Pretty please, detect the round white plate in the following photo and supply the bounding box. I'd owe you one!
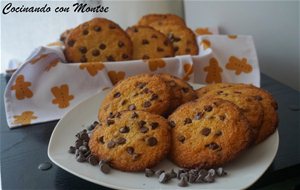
[48,84,279,190]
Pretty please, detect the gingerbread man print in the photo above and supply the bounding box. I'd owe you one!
[204,57,223,83]
[51,84,74,109]
[11,75,33,100]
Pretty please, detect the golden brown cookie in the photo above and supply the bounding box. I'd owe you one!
[196,83,278,144]
[138,14,186,27]
[98,74,171,121]
[64,18,133,63]
[198,89,264,139]
[168,98,253,169]
[126,26,174,60]
[148,23,198,56]
[158,73,197,112]
[89,111,171,171]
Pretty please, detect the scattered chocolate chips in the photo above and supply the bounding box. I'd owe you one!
[142,39,149,45]
[119,126,130,133]
[150,93,159,101]
[195,112,204,120]
[143,101,151,108]
[76,154,86,162]
[128,104,136,110]
[178,176,188,187]
[126,147,134,155]
[145,168,155,177]
[204,173,215,183]
[113,92,121,98]
[88,155,99,166]
[201,127,211,136]
[184,118,192,125]
[116,137,126,145]
[204,105,213,112]
[99,162,111,174]
[147,137,157,146]
[107,141,116,149]
[150,122,159,130]
[82,29,89,35]
[92,49,100,56]
[87,121,99,131]
[99,43,106,50]
[216,167,227,176]
[75,139,83,149]
[177,135,185,143]
[168,120,176,128]
[68,146,76,154]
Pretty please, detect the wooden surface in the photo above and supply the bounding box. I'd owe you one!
[1,73,299,189]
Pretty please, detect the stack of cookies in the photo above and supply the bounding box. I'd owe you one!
[88,75,278,172]
[61,14,198,63]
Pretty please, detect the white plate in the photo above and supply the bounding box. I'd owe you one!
[48,84,279,190]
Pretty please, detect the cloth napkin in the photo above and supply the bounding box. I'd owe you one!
[4,27,260,128]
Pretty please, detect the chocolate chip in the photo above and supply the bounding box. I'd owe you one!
[177,135,185,143]
[107,55,115,61]
[88,155,99,166]
[83,30,89,35]
[131,112,138,118]
[68,146,76,154]
[217,90,223,95]
[181,87,189,93]
[99,162,110,174]
[198,169,208,177]
[184,118,192,125]
[147,137,157,146]
[177,169,185,179]
[143,101,151,108]
[195,112,204,120]
[107,141,116,149]
[126,147,134,155]
[253,95,263,101]
[208,169,216,177]
[118,41,124,48]
[76,154,86,162]
[122,54,129,59]
[128,104,136,110]
[205,142,220,150]
[115,112,121,118]
[173,36,181,42]
[189,173,197,183]
[132,153,141,161]
[140,127,149,133]
[150,122,159,130]
[204,105,213,112]
[142,39,149,45]
[138,120,146,128]
[78,145,88,154]
[75,139,83,149]
[136,82,146,89]
[133,27,138,32]
[167,33,174,42]
[92,49,100,56]
[150,93,158,101]
[109,24,116,29]
[79,47,87,54]
[99,43,106,50]
[119,126,130,133]
[38,162,52,171]
[215,130,222,136]
[145,168,154,177]
[80,56,87,62]
[94,26,101,32]
[142,55,150,60]
[98,136,105,144]
[113,92,121,98]
[178,176,188,187]
[204,173,215,183]
[157,47,164,52]
[67,39,75,47]
[116,137,126,145]
[155,169,164,177]
[174,46,179,52]
[106,119,115,126]
[88,121,99,131]
[142,88,150,94]
[159,172,170,183]
[201,127,211,136]
[219,115,226,121]
[121,99,127,105]
[168,120,176,128]
[169,169,177,178]
[151,34,157,39]
[216,167,227,176]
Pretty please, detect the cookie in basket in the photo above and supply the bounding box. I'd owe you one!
[138,14,186,27]
[149,23,198,56]
[64,18,133,63]
[126,26,174,60]
[158,73,197,112]
[168,98,253,169]
[89,110,171,172]
[98,74,171,121]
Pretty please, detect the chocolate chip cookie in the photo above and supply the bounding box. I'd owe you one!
[64,18,133,63]
[148,23,198,56]
[138,14,186,27]
[158,73,197,113]
[168,98,253,168]
[126,26,174,60]
[98,74,171,121]
[89,111,171,171]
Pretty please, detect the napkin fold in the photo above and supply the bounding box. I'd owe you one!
[4,27,260,128]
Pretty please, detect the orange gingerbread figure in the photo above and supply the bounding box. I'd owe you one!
[226,56,253,75]
[146,58,166,72]
[204,57,223,83]
[51,84,74,109]
[11,75,33,100]
[30,54,49,64]
[108,71,126,85]
[13,111,37,125]
[182,63,193,81]
[79,62,104,76]
[200,39,211,50]
[195,27,212,35]
[45,58,60,71]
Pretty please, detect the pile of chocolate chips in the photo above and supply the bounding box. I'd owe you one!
[145,167,227,187]
[68,121,111,174]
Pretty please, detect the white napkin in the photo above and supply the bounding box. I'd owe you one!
[4,27,260,128]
